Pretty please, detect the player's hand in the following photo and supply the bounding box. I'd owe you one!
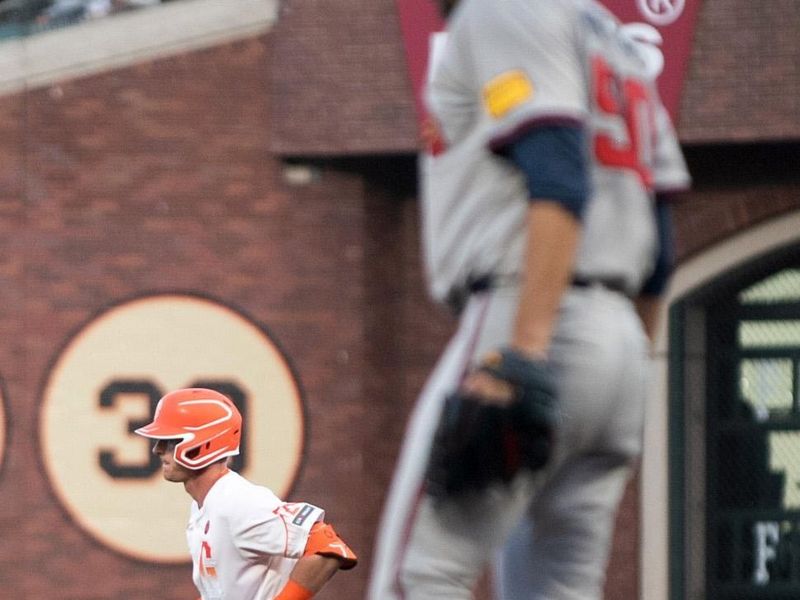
[425,347,559,500]
[459,345,549,405]
[460,369,515,405]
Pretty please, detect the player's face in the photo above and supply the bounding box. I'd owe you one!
[152,439,194,482]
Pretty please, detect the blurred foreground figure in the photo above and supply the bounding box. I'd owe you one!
[368,0,690,598]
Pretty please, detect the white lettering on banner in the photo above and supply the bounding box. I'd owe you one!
[636,0,685,26]
[753,521,780,585]
[619,23,665,80]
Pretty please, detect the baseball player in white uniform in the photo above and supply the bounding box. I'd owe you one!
[135,388,357,600]
[368,0,690,599]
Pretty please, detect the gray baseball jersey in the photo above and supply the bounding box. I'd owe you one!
[421,0,689,304]
[369,1,690,599]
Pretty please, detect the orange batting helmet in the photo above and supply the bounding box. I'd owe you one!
[135,388,242,470]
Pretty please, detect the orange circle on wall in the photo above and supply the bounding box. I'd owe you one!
[40,294,305,563]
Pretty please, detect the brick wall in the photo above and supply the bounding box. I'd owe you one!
[268,0,418,155]
[269,0,800,154]
[674,144,800,260]
[679,0,800,143]
[2,17,800,600]
[0,35,455,599]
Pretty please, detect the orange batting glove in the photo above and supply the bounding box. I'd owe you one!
[304,522,358,570]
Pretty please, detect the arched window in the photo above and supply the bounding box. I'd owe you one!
[671,246,800,599]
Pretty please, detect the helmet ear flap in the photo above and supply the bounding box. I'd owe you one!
[173,426,241,469]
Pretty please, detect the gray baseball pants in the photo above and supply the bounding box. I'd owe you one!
[368,283,649,600]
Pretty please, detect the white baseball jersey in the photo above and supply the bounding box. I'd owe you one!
[421,0,690,303]
[186,471,323,600]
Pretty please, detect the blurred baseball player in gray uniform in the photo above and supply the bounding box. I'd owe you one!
[368,0,690,599]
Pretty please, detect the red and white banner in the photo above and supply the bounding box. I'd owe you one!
[395,0,443,126]
[601,0,702,122]
[396,0,702,128]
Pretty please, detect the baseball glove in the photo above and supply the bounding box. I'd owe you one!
[425,347,558,500]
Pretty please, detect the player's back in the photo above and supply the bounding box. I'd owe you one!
[423,0,597,302]
[422,0,688,304]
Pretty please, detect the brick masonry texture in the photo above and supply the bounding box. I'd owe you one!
[268,0,418,155]
[0,36,435,599]
[678,0,800,143]
[674,144,800,261]
[270,0,800,154]
[0,5,799,600]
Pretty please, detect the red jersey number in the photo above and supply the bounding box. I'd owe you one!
[592,55,655,189]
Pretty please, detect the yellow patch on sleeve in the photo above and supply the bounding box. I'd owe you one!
[482,70,535,119]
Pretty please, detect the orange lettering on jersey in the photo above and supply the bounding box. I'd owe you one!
[482,70,534,119]
[200,540,218,579]
[274,502,302,517]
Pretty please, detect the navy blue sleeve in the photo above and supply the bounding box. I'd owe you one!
[502,124,590,219]
[640,198,675,296]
